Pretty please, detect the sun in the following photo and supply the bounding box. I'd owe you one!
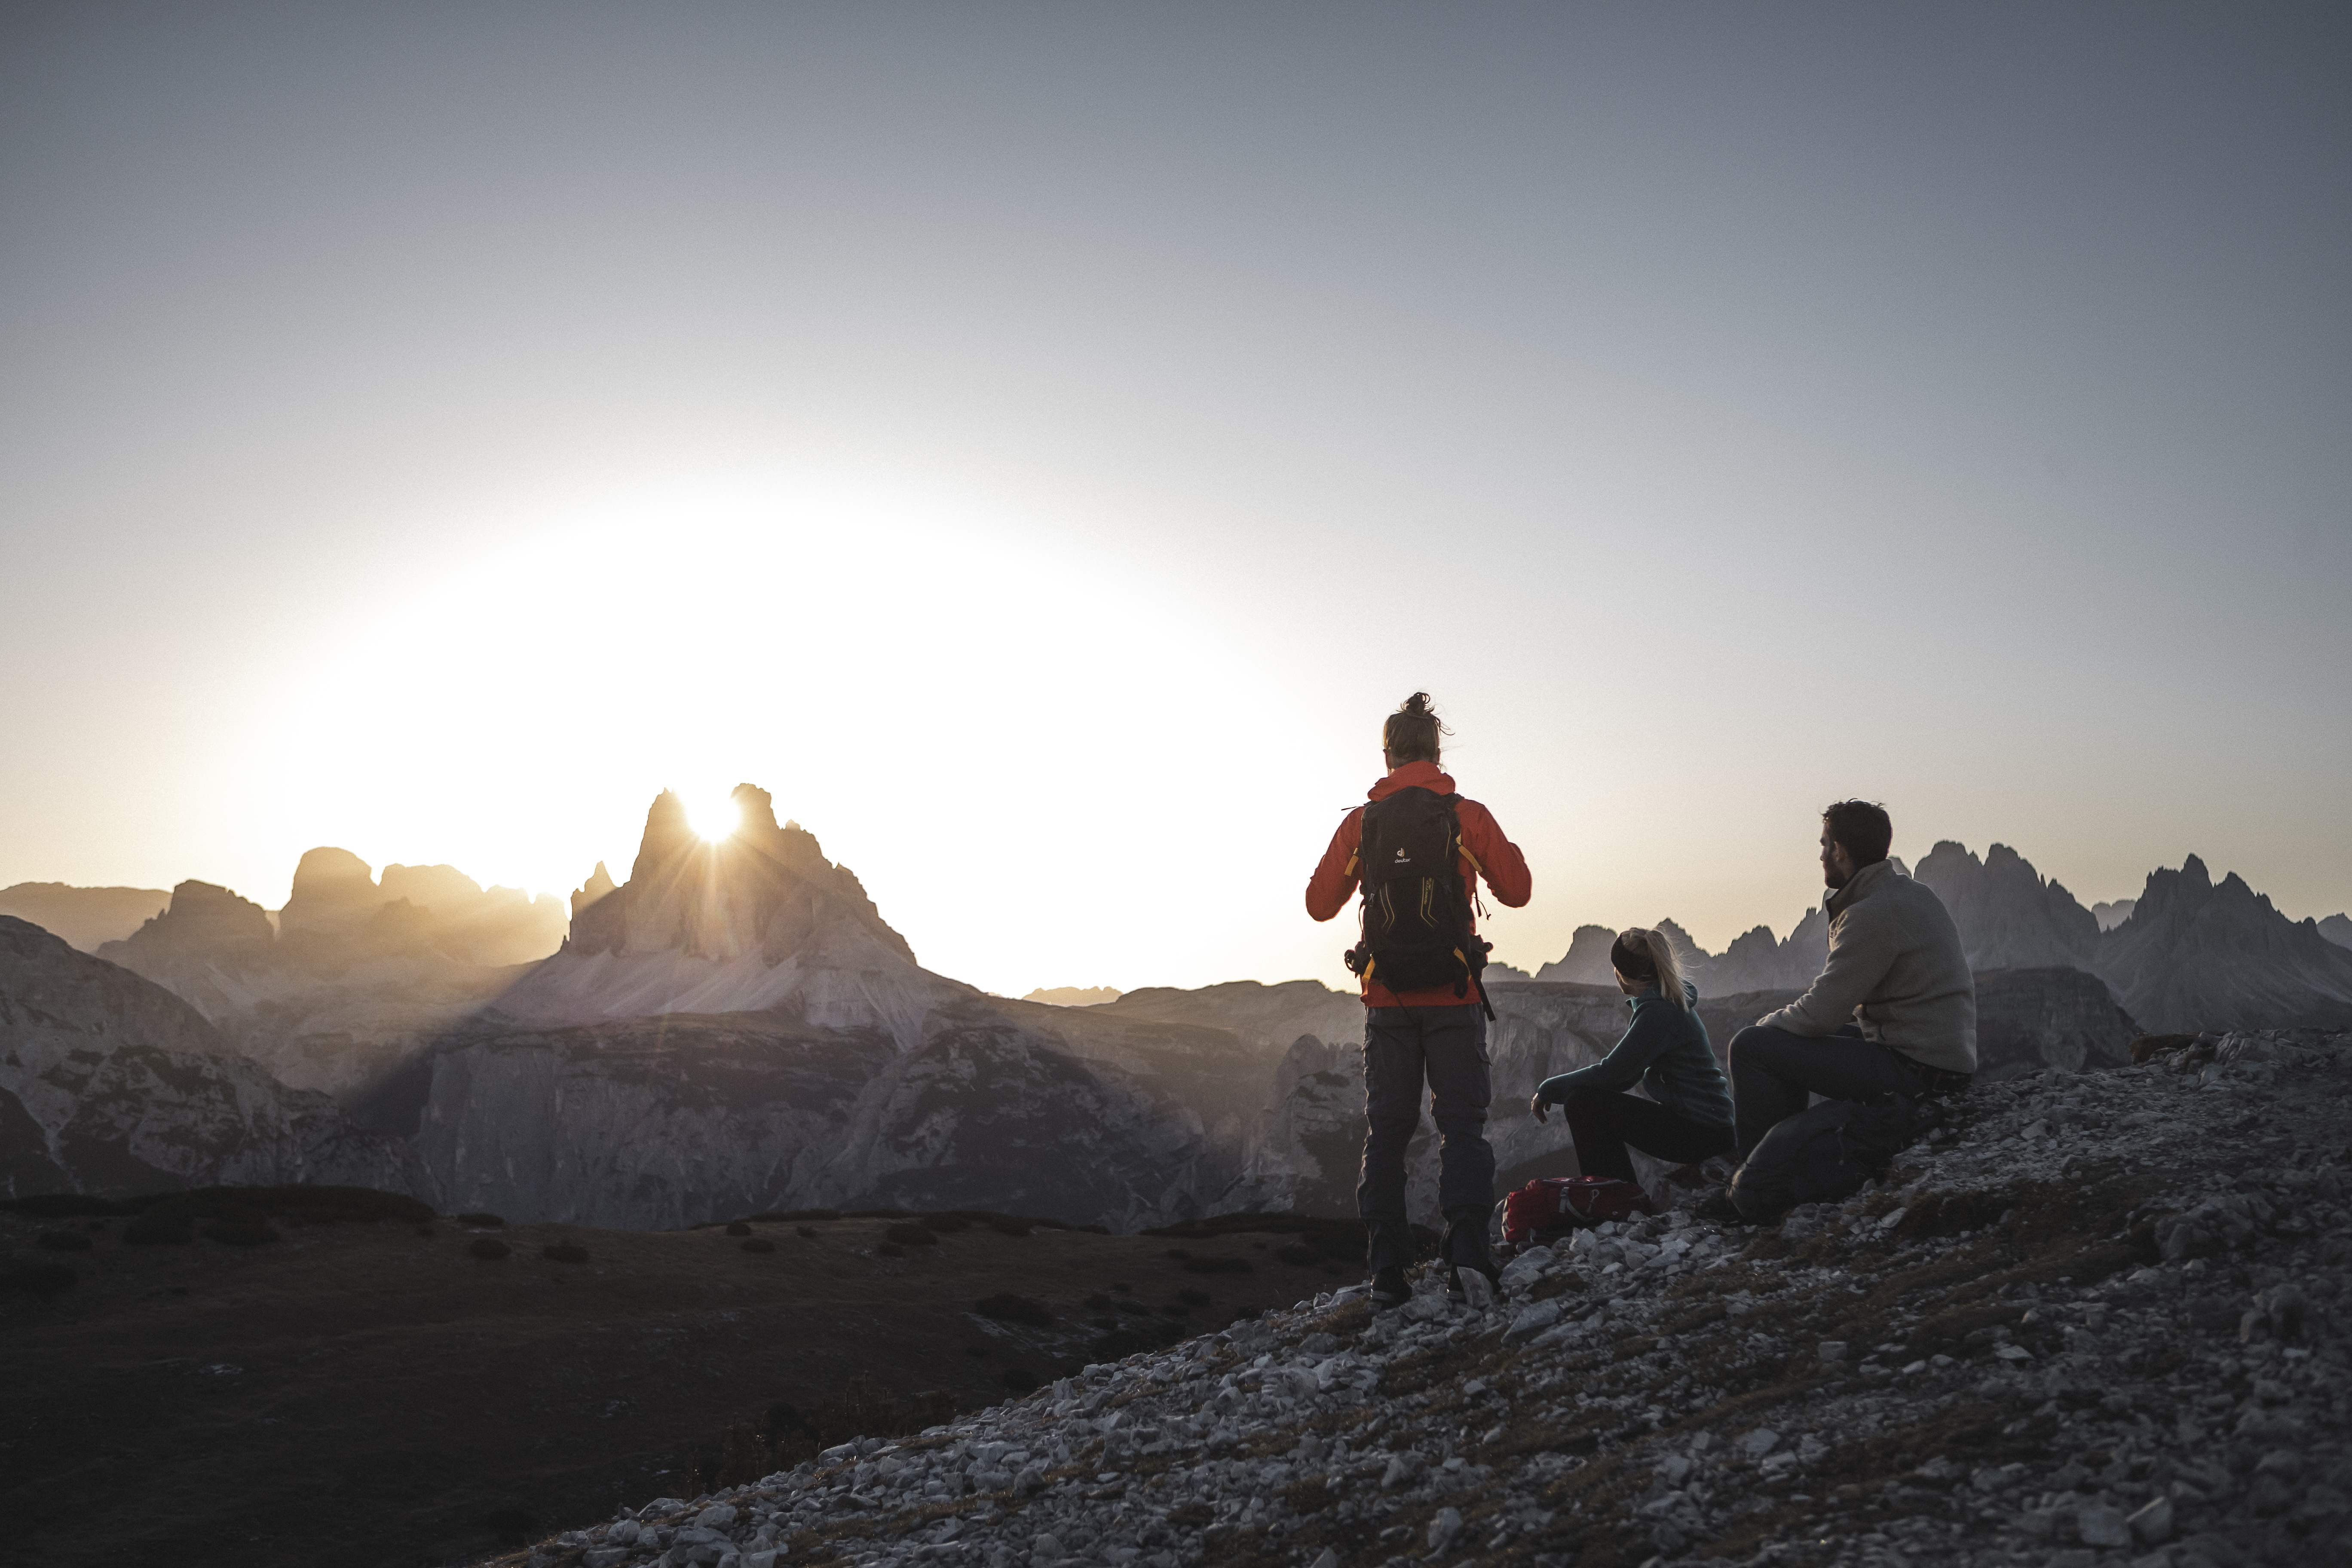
[683,792,741,842]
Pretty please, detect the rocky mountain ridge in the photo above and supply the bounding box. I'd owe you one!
[14,802,2340,1234]
[0,881,170,952]
[0,916,428,1198]
[1536,842,2352,1037]
[492,786,955,1044]
[92,872,536,1102]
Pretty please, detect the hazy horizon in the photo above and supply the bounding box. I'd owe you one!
[5,4,2347,994]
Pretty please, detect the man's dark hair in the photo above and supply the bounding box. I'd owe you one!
[1382,692,1448,764]
[1822,800,1893,867]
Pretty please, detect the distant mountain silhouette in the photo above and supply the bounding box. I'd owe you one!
[1533,914,1826,994]
[1532,842,2352,1035]
[2092,898,2138,931]
[0,882,170,952]
[2095,856,2352,1032]
[1023,986,1122,1006]
[1912,841,2100,970]
[92,856,562,1102]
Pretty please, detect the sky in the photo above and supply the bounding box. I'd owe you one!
[3,3,2347,995]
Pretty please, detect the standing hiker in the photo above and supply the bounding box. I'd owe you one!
[1306,692,1531,1310]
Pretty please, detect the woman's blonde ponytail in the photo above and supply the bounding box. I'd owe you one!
[1610,925,1692,1010]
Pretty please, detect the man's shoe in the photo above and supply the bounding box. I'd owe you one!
[1445,1262,1502,1312]
[1368,1266,1410,1311]
[1690,1188,1743,1225]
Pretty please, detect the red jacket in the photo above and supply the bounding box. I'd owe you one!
[1306,760,1533,1008]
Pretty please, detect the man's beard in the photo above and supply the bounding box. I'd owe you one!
[1824,865,1850,891]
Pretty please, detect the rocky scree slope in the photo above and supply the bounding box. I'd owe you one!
[0,917,428,1198]
[494,1028,2351,1568]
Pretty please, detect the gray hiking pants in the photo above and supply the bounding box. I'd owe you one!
[1358,1004,1494,1271]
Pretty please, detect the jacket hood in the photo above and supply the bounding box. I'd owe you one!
[1368,760,1457,801]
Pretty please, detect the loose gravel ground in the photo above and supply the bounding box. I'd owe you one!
[496,1028,2351,1568]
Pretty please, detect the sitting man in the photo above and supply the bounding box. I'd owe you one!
[1727,800,1976,1167]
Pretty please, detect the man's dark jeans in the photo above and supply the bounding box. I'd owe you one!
[1727,1023,1953,1161]
[1360,1004,1492,1271]
[1562,1090,1734,1184]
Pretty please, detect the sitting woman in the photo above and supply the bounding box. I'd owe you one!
[1529,927,1734,1184]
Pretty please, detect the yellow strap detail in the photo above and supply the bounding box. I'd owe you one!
[1458,839,1485,879]
[1343,853,1359,877]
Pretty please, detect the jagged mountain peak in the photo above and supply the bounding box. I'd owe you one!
[570,861,618,918]
[569,784,911,967]
[1913,839,2099,971]
[2099,855,2352,1031]
[494,785,948,1034]
[105,879,277,959]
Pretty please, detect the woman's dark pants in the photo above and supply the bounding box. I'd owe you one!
[1359,1004,1492,1273]
[1561,1090,1734,1183]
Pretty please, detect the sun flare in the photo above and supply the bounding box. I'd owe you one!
[683,793,741,843]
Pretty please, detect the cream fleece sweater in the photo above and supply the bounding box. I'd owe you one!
[1757,859,1978,1073]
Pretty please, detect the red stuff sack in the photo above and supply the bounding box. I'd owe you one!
[1499,1176,1657,1246]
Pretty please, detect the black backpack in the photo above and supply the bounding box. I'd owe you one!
[1342,786,1493,1015]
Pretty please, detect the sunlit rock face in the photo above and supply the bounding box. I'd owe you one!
[496,785,956,1041]
[271,848,567,968]
[0,917,429,1198]
[277,846,383,937]
[2095,856,2352,1032]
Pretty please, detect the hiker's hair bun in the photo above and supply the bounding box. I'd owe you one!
[1383,692,1449,763]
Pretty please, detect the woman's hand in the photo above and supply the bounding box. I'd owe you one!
[1529,1093,1550,1123]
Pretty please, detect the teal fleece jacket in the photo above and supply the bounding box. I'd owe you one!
[1533,982,1734,1128]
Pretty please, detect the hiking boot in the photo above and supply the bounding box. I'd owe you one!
[1690,1188,1743,1225]
[1368,1265,1410,1311]
[1445,1261,1502,1312]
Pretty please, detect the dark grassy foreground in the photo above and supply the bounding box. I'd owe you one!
[0,1190,1366,1568]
